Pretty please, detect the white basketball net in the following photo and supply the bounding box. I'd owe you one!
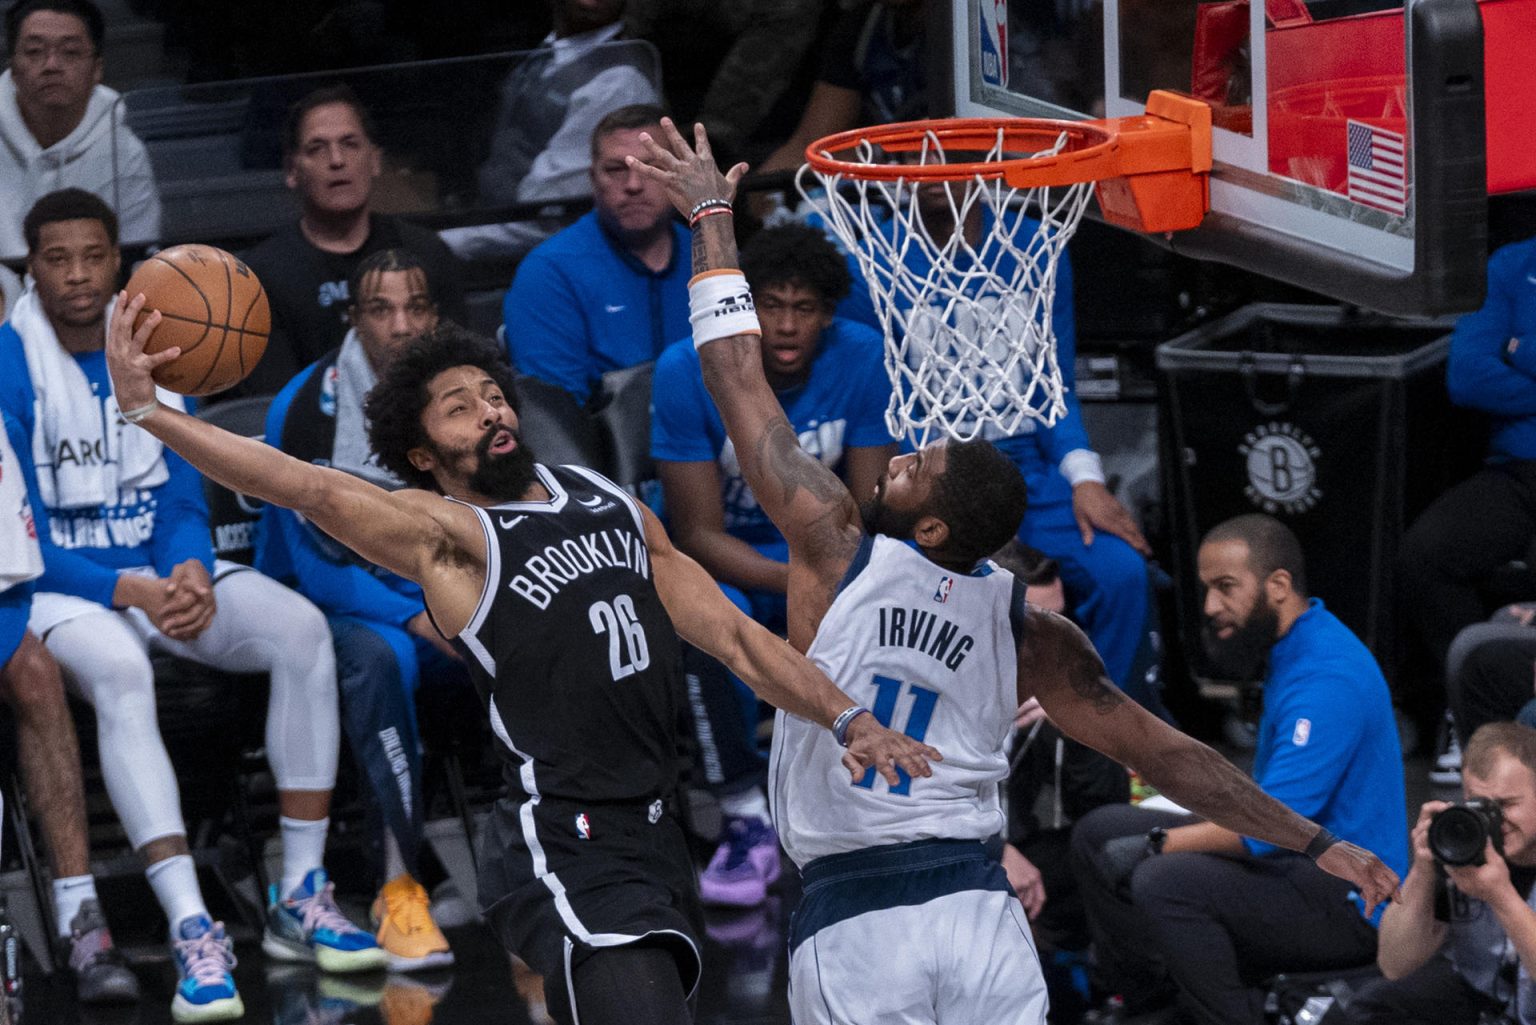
[800,127,1095,447]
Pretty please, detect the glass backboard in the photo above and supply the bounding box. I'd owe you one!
[932,0,1516,316]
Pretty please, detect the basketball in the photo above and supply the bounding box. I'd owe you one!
[124,244,271,396]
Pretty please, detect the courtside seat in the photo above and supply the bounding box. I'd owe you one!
[594,361,655,493]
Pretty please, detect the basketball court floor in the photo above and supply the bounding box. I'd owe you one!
[12,749,1445,1025]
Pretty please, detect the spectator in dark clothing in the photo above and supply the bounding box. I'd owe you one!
[1446,605,1536,749]
[232,84,464,398]
[1398,237,1536,696]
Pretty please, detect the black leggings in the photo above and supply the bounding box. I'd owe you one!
[549,944,692,1025]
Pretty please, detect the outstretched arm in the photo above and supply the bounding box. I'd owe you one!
[1019,607,1400,913]
[630,120,863,573]
[105,292,475,610]
[642,503,938,785]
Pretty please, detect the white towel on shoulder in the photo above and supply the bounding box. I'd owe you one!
[0,424,43,592]
[12,287,182,510]
[332,328,403,490]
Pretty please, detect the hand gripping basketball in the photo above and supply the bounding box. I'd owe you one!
[108,291,174,421]
[628,118,750,224]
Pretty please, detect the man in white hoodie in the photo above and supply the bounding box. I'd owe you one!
[0,0,160,261]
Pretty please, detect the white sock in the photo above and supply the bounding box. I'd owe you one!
[719,788,771,825]
[53,874,99,937]
[382,830,409,883]
[145,855,208,938]
[280,816,329,898]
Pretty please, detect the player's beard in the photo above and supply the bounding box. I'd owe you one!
[860,479,924,539]
[1200,600,1279,680]
[468,425,539,501]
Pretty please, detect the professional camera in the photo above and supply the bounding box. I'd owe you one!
[1428,798,1505,867]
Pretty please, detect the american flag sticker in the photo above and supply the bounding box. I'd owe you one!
[1345,119,1408,216]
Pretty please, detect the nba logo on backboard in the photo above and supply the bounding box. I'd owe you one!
[575,813,591,840]
[933,577,953,604]
[979,0,1007,88]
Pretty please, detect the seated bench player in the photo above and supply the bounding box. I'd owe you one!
[0,188,382,1024]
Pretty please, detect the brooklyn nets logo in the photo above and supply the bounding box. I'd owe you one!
[1238,422,1322,515]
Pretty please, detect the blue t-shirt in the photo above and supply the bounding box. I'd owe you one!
[1248,599,1410,923]
[503,210,692,405]
[1446,237,1536,463]
[650,319,894,545]
[0,329,213,608]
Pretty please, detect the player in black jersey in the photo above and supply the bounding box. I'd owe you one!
[104,309,940,1025]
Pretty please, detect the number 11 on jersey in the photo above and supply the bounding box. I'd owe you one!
[854,674,939,796]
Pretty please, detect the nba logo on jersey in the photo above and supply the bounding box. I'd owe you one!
[575,813,592,840]
[933,576,953,604]
[979,0,1008,88]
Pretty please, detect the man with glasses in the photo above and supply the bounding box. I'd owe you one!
[0,0,159,260]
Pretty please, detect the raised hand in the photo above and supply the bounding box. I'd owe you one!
[106,291,175,418]
[839,712,943,787]
[627,117,750,222]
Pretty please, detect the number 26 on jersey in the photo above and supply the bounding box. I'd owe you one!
[589,595,650,680]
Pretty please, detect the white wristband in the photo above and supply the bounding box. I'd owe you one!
[689,270,761,349]
[1059,449,1106,487]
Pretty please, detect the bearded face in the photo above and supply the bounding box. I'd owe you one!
[1200,596,1280,680]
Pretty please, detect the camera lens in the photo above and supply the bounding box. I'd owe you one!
[1429,805,1491,866]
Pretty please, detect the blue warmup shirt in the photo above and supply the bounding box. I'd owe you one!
[0,331,213,608]
[255,360,425,627]
[1446,237,1536,463]
[503,210,692,405]
[650,319,893,545]
[1248,599,1409,922]
[838,208,1088,480]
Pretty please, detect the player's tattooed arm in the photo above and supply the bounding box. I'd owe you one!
[1018,606,1399,914]
[631,118,864,571]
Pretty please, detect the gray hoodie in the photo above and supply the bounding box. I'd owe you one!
[0,69,160,260]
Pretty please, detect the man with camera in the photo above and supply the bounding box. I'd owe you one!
[1347,722,1536,1024]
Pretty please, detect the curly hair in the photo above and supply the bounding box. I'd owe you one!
[364,324,519,492]
[930,439,1029,566]
[740,223,851,306]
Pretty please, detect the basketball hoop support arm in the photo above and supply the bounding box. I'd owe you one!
[1053,91,1213,236]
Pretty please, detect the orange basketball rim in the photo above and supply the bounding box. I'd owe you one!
[804,90,1214,236]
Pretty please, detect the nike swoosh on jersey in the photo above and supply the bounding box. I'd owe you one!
[605,304,626,313]
[498,515,527,529]
[578,495,605,508]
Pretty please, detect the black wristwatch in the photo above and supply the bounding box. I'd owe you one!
[1147,826,1169,856]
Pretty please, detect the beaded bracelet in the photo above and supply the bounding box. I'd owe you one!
[689,197,732,227]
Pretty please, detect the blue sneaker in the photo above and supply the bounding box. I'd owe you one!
[170,915,243,1023]
[262,869,387,974]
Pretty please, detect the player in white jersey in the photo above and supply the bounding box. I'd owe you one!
[632,120,1403,1025]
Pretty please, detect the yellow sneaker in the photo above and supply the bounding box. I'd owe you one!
[371,875,454,972]
[380,976,450,1025]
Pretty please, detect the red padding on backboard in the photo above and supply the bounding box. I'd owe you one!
[1266,0,1536,196]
